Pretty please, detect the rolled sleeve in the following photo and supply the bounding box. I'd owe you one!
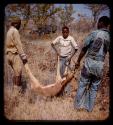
[71,37,78,50]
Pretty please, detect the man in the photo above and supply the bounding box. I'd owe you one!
[51,26,78,95]
[5,17,28,87]
[74,16,110,112]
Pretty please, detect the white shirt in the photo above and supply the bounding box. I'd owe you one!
[52,35,78,57]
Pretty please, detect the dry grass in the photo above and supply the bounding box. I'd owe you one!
[4,32,109,120]
[4,85,109,120]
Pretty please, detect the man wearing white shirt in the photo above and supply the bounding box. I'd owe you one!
[51,26,78,95]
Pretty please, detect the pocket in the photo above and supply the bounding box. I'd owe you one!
[96,62,104,78]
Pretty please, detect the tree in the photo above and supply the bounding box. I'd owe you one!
[58,4,75,27]
[5,4,30,19]
[86,4,109,27]
[5,4,61,32]
[75,13,93,32]
[30,4,61,27]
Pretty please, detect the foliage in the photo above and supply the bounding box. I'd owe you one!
[58,4,75,26]
[86,4,109,27]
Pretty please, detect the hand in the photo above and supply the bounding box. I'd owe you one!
[20,54,28,64]
[106,70,110,77]
[66,56,71,62]
[65,56,71,66]
[75,61,80,69]
[57,52,60,56]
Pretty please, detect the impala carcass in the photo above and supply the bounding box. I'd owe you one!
[24,56,75,97]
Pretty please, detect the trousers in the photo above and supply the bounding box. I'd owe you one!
[74,57,104,111]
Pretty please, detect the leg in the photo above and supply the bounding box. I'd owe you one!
[57,57,66,96]
[87,76,101,112]
[6,52,14,86]
[85,60,103,112]
[74,65,90,109]
[12,54,23,86]
[63,58,72,95]
[59,57,67,78]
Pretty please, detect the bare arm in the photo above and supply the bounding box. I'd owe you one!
[69,37,78,61]
[51,43,60,56]
[66,48,77,64]
[75,47,87,68]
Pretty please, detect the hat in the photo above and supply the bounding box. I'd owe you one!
[9,16,21,24]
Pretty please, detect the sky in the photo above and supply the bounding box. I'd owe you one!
[73,4,92,18]
[55,4,110,20]
[75,4,110,19]
[5,4,110,20]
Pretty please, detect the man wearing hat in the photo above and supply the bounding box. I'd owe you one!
[5,17,28,87]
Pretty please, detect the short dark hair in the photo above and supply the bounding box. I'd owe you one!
[98,16,110,27]
[62,26,69,32]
